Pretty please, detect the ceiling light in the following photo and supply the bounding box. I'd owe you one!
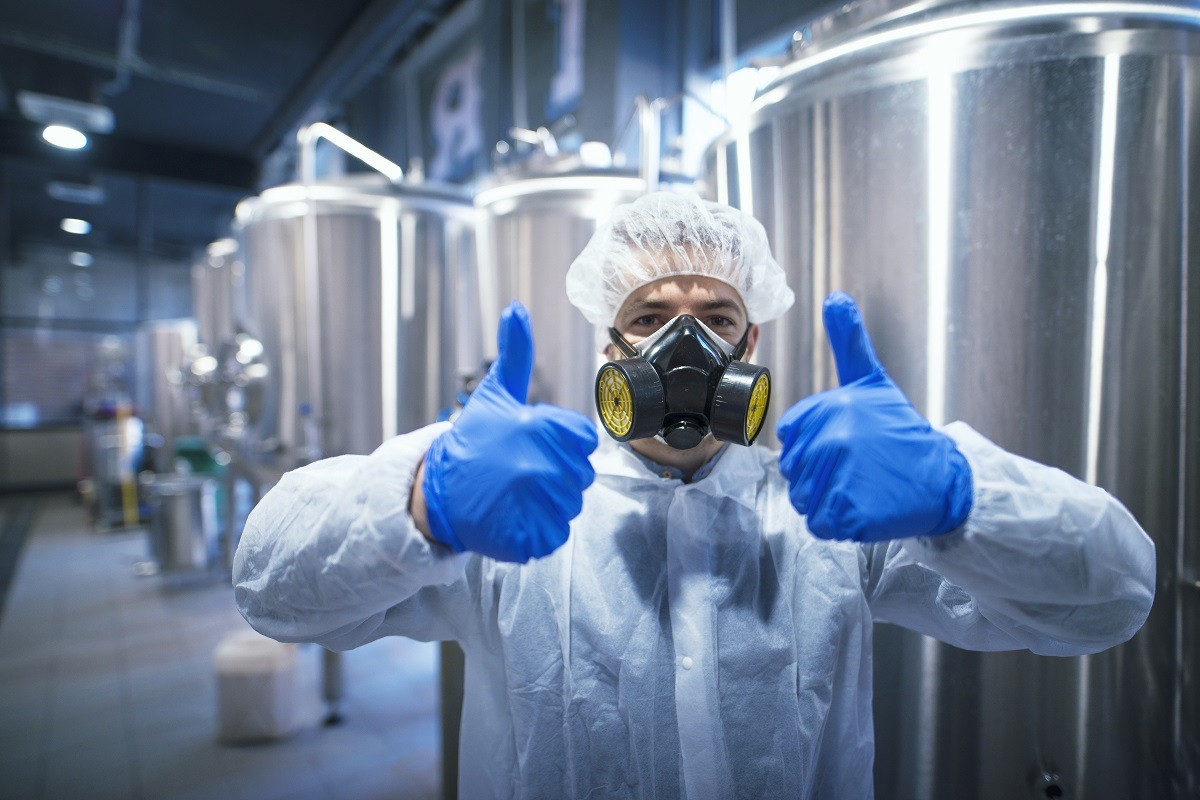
[47,181,106,205]
[61,218,91,235]
[17,91,114,133]
[69,251,94,267]
[42,125,88,150]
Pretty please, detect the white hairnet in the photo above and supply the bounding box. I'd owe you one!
[565,192,794,326]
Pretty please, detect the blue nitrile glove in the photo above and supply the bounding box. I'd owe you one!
[422,301,599,562]
[776,292,973,542]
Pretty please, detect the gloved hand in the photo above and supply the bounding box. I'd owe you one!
[422,301,599,562]
[777,292,973,542]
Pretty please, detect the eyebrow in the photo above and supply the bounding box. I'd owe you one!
[624,298,746,316]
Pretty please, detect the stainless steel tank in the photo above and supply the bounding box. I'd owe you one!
[191,240,243,353]
[134,319,199,466]
[705,1,1198,797]
[475,165,700,415]
[234,174,478,467]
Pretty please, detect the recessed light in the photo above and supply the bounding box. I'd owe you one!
[61,218,91,235]
[17,91,114,133]
[47,181,106,205]
[69,251,94,267]
[42,125,88,150]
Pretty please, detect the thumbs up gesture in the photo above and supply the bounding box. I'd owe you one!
[776,293,973,542]
[422,301,599,562]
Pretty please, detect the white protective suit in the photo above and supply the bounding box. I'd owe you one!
[234,420,1155,800]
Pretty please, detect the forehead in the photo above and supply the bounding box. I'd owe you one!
[617,275,746,317]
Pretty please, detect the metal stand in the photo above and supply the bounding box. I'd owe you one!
[440,641,464,800]
[321,648,344,726]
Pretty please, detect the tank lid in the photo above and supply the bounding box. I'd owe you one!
[473,166,699,207]
[787,0,1200,57]
[792,0,964,52]
[235,172,473,223]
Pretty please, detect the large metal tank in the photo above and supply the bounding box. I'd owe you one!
[134,319,199,468]
[191,240,243,353]
[234,174,478,468]
[706,1,1198,797]
[476,162,700,415]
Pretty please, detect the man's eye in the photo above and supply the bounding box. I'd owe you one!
[707,316,735,329]
[632,315,659,327]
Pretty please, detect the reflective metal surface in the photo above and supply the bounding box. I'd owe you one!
[706,1,1198,796]
[191,244,243,354]
[475,168,699,415]
[143,474,219,575]
[134,319,199,466]
[235,174,478,467]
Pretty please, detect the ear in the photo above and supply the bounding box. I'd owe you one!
[742,323,760,361]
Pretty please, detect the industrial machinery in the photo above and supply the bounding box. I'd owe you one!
[134,319,199,472]
[134,319,229,581]
[187,239,258,442]
[235,124,479,475]
[81,336,142,530]
[235,122,480,726]
[475,109,701,416]
[705,1,1198,796]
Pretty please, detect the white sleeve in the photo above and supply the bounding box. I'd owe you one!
[865,422,1155,657]
[233,422,478,651]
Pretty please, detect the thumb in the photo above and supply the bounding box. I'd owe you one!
[490,301,535,403]
[823,292,884,385]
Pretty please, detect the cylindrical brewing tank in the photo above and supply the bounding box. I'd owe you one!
[235,175,478,467]
[135,319,199,465]
[475,168,699,415]
[189,243,246,434]
[705,2,1198,797]
[191,242,243,352]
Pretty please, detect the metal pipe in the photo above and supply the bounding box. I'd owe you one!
[296,122,404,185]
[512,0,528,131]
[102,0,142,97]
[0,29,263,102]
[720,0,737,88]
[637,96,661,193]
[507,125,559,156]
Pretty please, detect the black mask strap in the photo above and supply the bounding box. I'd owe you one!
[608,327,640,359]
[731,323,753,361]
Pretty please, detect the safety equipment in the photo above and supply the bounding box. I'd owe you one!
[566,191,795,327]
[421,301,598,562]
[236,416,1154,799]
[596,314,771,449]
[777,292,974,541]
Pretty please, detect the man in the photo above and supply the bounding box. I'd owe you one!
[235,192,1154,799]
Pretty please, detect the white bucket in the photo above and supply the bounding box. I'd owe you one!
[213,630,298,743]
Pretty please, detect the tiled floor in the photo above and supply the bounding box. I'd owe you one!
[0,494,442,800]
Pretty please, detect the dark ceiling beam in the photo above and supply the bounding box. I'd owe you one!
[0,119,257,190]
[0,29,267,102]
[249,0,449,159]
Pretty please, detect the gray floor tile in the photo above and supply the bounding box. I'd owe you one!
[42,736,133,800]
[0,495,443,800]
[0,751,44,800]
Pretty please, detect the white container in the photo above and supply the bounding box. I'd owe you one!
[214,630,298,742]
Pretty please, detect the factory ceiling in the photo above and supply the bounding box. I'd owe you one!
[0,0,450,263]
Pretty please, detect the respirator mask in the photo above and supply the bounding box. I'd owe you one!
[595,315,771,449]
